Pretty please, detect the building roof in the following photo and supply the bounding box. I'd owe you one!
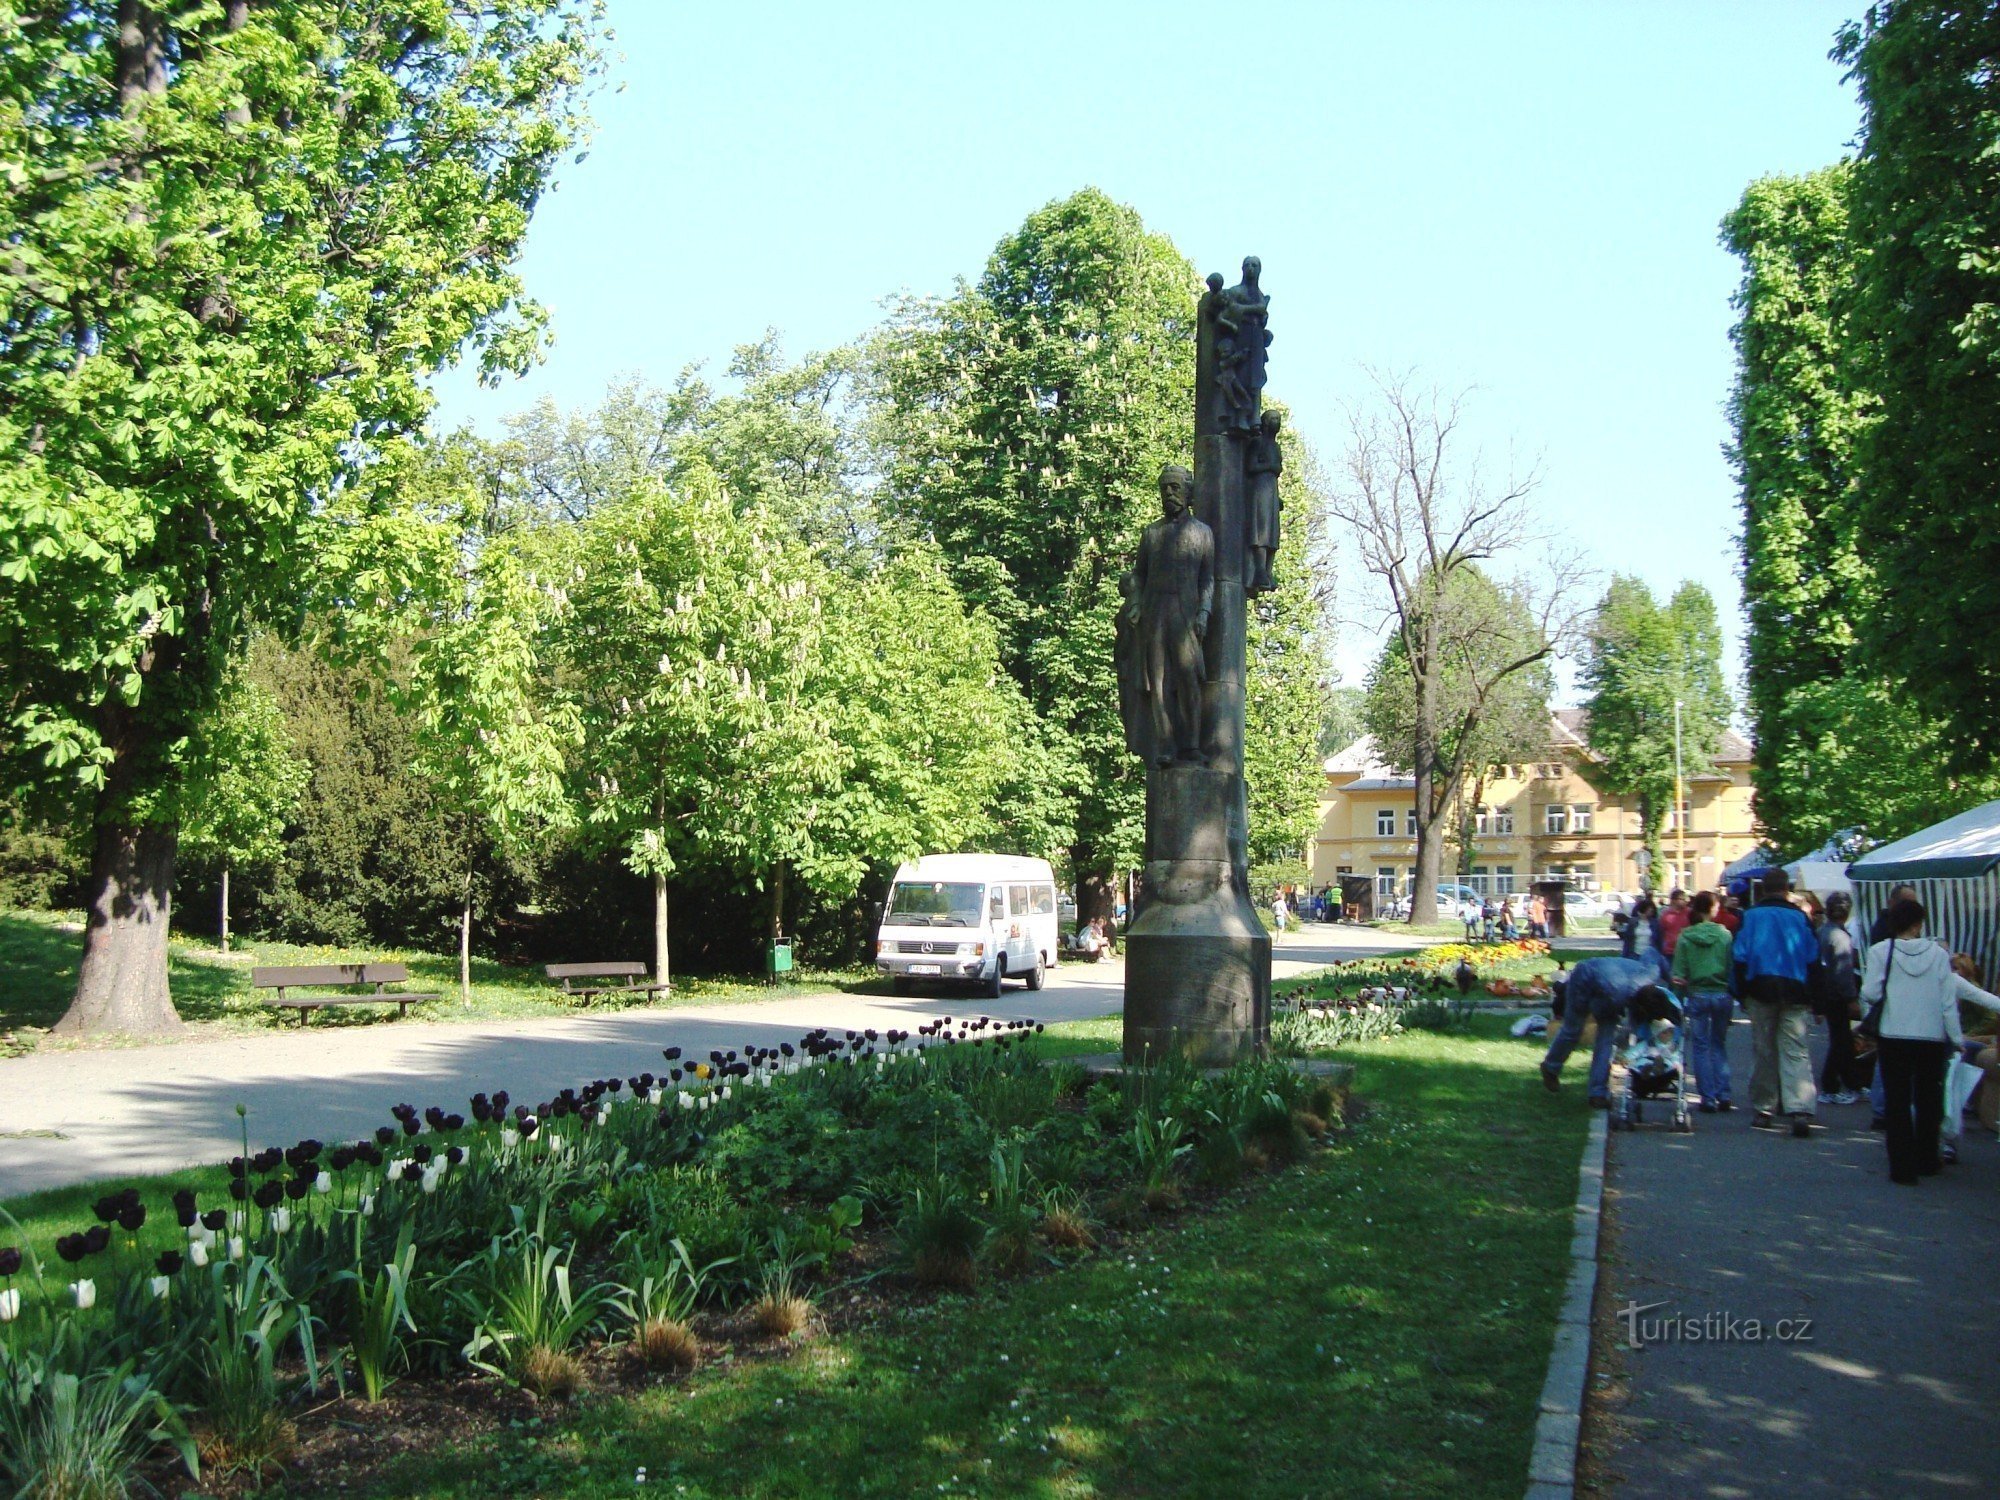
[1325,714,1753,784]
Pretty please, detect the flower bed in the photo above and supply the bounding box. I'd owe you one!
[1273,940,1558,1051]
[0,1018,1346,1495]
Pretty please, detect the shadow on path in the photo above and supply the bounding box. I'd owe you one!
[1595,1017,2000,1498]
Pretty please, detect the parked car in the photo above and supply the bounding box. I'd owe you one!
[873,853,1059,997]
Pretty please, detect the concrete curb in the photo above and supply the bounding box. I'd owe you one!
[1524,1109,1607,1500]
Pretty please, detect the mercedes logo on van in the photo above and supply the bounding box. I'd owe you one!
[921,941,937,955]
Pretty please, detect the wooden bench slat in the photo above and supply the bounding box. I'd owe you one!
[545,961,649,980]
[252,962,411,988]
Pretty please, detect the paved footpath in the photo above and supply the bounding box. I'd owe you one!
[0,923,1425,1198]
[1594,1016,2000,1498]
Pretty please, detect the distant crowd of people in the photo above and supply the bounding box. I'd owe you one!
[1545,870,2000,1186]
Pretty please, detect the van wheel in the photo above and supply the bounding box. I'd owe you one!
[987,958,1006,999]
[1026,953,1045,991]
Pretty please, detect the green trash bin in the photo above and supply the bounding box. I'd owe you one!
[766,942,794,981]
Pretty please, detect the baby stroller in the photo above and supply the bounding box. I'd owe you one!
[1613,985,1692,1134]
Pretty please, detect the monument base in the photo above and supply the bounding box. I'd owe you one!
[1122,765,1271,1067]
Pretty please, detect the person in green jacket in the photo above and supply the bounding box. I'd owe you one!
[1671,892,1737,1112]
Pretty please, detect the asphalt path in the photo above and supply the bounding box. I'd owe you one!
[1595,1016,2000,1499]
[0,922,1432,1197]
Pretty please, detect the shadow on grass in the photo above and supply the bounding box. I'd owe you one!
[0,911,245,1038]
[343,1024,1592,1500]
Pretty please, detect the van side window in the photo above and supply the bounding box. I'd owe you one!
[1030,884,1055,915]
[1009,885,1029,916]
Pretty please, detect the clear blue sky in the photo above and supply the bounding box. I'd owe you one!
[430,0,1863,694]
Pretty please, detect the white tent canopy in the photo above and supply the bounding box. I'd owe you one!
[1848,798,2000,976]
[1783,860,1852,897]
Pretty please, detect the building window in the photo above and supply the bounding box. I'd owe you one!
[1496,865,1516,895]
[1376,809,1395,837]
[1571,804,1592,833]
[1546,805,1569,835]
[1471,866,1491,896]
[1376,866,1398,898]
[1474,806,1492,835]
[1405,810,1418,837]
[1494,805,1515,835]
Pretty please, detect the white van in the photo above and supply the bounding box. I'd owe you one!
[874,854,1059,997]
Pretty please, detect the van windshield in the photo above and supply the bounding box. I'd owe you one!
[886,881,986,927]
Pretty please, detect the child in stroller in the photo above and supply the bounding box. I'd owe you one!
[1616,984,1691,1132]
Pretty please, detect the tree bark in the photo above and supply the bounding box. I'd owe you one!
[653,871,670,990]
[53,818,184,1038]
[220,865,230,953]
[1078,867,1117,931]
[1408,639,1443,925]
[459,874,473,1006]
[769,860,787,947]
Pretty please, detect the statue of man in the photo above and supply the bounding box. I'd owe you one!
[1246,408,1283,594]
[1128,464,1214,766]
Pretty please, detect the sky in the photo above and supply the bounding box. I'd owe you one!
[429,0,1865,698]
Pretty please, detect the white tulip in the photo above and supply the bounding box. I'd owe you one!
[501,1127,520,1152]
[678,1091,694,1109]
[188,1241,210,1268]
[647,1089,663,1107]
[720,1085,732,1101]
[271,1207,291,1234]
[420,1166,441,1195]
[227,1237,245,1261]
[386,1161,406,1182]
[0,1288,20,1323]
[69,1279,95,1310]
[315,1172,332,1194]
[149,1276,170,1299]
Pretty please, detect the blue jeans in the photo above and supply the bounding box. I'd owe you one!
[1683,991,1734,1104]
[1543,957,1664,1099]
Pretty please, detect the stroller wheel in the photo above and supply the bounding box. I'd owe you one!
[1630,1101,1643,1124]
[1672,1113,1693,1134]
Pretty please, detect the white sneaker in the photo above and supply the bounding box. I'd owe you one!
[1825,1090,1860,1106]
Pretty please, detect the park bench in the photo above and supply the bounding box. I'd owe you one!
[544,960,669,1006]
[252,963,441,1026]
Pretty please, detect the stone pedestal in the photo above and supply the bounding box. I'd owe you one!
[1123,765,1271,1066]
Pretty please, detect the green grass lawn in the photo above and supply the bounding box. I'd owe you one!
[0,909,871,1056]
[339,1016,1587,1500]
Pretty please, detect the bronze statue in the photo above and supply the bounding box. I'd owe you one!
[1120,465,1213,766]
[1205,256,1271,435]
[1246,409,1283,594]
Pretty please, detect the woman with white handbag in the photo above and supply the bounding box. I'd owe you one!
[1858,897,2000,1184]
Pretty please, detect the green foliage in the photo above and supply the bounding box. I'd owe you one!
[1722,160,2000,849]
[176,675,309,876]
[0,0,604,1031]
[0,1357,190,1500]
[458,1230,612,1384]
[875,187,1201,887]
[1580,576,1731,874]
[346,1236,419,1405]
[1837,4,2000,770]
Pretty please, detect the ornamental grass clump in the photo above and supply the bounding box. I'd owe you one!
[897,1177,984,1290]
[981,1142,1040,1275]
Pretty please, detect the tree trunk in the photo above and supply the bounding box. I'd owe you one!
[53,818,184,1038]
[458,877,473,1006]
[1078,866,1117,930]
[1407,629,1443,925]
[769,860,787,946]
[219,865,230,953]
[653,871,670,990]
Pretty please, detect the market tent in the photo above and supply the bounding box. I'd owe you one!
[1848,799,2000,977]
[1783,860,1853,898]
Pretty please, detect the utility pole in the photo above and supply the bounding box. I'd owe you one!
[1673,698,1686,892]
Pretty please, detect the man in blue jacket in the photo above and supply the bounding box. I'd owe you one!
[1540,956,1669,1106]
[1732,869,1820,1135]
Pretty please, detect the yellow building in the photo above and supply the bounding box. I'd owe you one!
[1310,710,1759,902]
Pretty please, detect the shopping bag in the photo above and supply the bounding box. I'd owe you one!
[1943,1055,1983,1142]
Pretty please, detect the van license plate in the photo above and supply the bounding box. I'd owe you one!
[907,964,941,976]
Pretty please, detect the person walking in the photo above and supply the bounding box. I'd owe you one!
[1540,956,1668,1107]
[1527,891,1548,941]
[1865,883,1920,1130]
[1658,889,1693,960]
[1670,892,1736,1112]
[1621,893,1666,979]
[1860,897,2000,1184]
[1816,892,1867,1105]
[1732,869,1820,1136]
[1271,891,1290,934]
